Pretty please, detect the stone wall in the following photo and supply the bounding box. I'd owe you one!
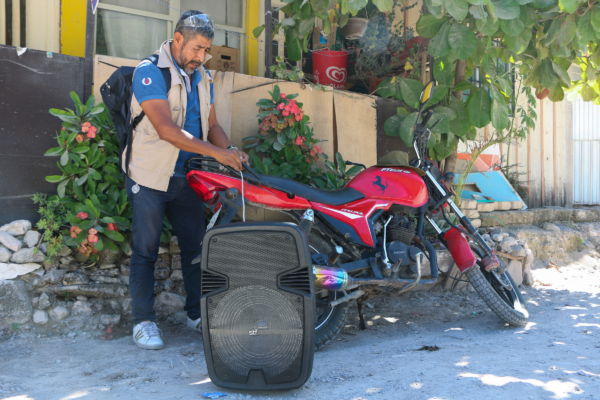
[0,220,185,334]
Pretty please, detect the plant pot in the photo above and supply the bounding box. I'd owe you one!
[341,18,369,40]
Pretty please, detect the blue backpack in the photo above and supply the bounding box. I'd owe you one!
[100,55,171,175]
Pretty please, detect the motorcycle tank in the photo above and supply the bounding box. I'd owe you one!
[347,166,428,208]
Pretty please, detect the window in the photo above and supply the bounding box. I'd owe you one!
[464,57,516,115]
[95,0,246,66]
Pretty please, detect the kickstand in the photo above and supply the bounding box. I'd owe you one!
[357,297,367,330]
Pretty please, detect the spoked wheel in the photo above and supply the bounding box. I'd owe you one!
[464,259,529,327]
[309,233,350,350]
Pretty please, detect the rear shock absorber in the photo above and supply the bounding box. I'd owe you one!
[299,209,314,237]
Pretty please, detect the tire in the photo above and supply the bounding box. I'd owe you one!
[465,264,529,327]
[308,231,350,350]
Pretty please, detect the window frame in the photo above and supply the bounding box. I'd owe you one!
[94,0,246,72]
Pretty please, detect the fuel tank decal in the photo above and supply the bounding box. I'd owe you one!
[372,176,388,193]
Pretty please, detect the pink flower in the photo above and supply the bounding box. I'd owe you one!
[107,223,115,231]
[82,122,92,127]
[282,111,290,117]
[315,145,322,154]
[284,105,291,112]
[277,103,285,111]
[76,212,88,219]
[280,93,287,99]
[75,134,84,143]
[88,228,98,235]
[295,136,303,145]
[295,114,303,121]
[87,234,99,243]
[87,131,96,139]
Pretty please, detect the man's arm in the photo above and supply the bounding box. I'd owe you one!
[140,99,243,170]
[207,104,249,164]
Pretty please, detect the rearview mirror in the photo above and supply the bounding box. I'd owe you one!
[420,81,436,109]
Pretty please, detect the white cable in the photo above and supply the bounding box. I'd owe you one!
[240,170,245,222]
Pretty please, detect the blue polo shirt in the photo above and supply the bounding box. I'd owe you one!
[133,58,214,177]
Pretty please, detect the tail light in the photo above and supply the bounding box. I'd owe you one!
[444,228,476,272]
[188,175,225,205]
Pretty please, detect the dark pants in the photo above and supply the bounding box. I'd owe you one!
[126,176,205,325]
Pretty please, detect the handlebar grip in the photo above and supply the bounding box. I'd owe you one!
[421,110,434,126]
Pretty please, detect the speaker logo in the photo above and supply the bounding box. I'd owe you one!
[249,320,270,336]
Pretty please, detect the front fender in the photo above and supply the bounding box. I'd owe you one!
[444,228,477,272]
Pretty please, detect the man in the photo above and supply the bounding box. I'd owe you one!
[126,10,248,350]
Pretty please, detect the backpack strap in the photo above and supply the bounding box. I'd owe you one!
[125,55,172,176]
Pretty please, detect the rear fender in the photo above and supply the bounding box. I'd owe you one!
[444,228,477,272]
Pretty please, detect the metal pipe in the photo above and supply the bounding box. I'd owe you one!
[396,255,422,294]
[329,290,365,307]
[382,215,393,266]
[314,265,437,291]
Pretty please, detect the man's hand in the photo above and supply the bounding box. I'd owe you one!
[214,148,244,171]
[235,150,249,165]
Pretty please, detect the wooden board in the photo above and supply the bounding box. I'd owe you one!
[209,70,235,139]
[93,55,140,105]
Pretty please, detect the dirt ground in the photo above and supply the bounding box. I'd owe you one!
[1,248,599,400]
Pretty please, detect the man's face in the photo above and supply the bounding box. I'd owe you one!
[174,32,212,75]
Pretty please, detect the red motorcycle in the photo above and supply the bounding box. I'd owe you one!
[185,81,528,349]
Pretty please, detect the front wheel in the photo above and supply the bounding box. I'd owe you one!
[465,264,529,327]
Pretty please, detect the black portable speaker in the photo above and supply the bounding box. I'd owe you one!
[200,222,315,390]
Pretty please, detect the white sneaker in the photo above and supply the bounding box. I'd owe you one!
[133,322,164,350]
[187,316,202,333]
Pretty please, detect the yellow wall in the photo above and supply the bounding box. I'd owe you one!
[245,0,260,76]
[60,0,87,57]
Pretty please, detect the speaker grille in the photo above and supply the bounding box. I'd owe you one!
[201,270,227,296]
[206,231,306,382]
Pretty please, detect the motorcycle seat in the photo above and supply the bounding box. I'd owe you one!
[258,174,365,206]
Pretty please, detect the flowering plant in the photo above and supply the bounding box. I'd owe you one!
[243,85,326,184]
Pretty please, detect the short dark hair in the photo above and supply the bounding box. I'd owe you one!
[175,10,215,43]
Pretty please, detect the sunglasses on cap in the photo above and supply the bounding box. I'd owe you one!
[176,13,215,31]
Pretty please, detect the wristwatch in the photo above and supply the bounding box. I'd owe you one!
[227,145,238,150]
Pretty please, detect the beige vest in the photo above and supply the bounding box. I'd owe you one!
[124,40,213,192]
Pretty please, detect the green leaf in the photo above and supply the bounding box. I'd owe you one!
[119,239,131,253]
[273,141,284,151]
[281,17,296,27]
[552,61,571,87]
[427,84,449,106]
[45,147,65,157]
[87,107,104,115]
[376,78,397,98]
[71,146,90,154]
[505,28,532,53]
[467,88,492,128]
[448,21,477,60]
[398,78,425,108]
[46,175,66,183]
[523,63,541,87]
[491,98,509,130]
[256,99,275,108]
[310,0,330,14]
[399,112,419,147]
[100,217,115,224]
[592,6,600,31]
[448,97,471,137]
[79,219,95,231]
[372,0,394,11]
[557,15,577,47]
[491,0,520,19]
[467,0,490,4]
[549,85,565,101]
[57,179,68,198]
[102,236,120,253]
[103,229,125,242]
[428,20,452,58]
[285,28,302,62]
[577,12,596,42]
[416,15,449,39]
[476,14,499,35]
[75,173,89,186]
[454,80,478,92]
[500,12,525,35]
[70,91,82,107]
[253,24,265,38]
[444,0,469,20]
[85,199,100,218]
[425,0,447,18]
[384,114,407,137]
[496,76,514,95]
[433,134,456,160]
[558,0,579,14]
[299,17,315,35]
[60,151,69,166]
[434,58,456,87]
[93,237,104,251]
[540,58,560,91]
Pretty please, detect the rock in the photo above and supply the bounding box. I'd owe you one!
[122,298,132,314]
[74,252,89,263]
[42,269,67,283]
[0,231,22,252]
[32,297,39,308]
[171,255,181,270]
[41,283,128,298]
[510,246,527,257]
[171,269,183,281]
[500,238,519,253]
[506,260,523,287]
[462,209,480,219]
[471,219,482,229]
[39,243,48,253]
[120,264,130,276]
[525,249,534,265]
[90,275,122,284]
[23,231,41,248]
[100,314,121,325]
[10,247,45,264]
[582,241,596,249]
[57,246,72,257]
[32,278,47,289]
[0,263,42,280]
[522,263,534,286]
[77,295,88,301]
[155,253,171,269]
[158,246,168,255]
[38,292,56,310]
[0,280,33,327]
[510,200,524,210]
[49,306,69,321]
[43,257,59,271]
[492,233,509,242]
[71,301,93,316]
[99,263,116,270]
[33,310,49,324]
[541,222,561,232]
[477,202,496,213]
[60,256,75,265]
[170,236,180,255]
[0,220,31,236]
[460,199,477,210]
[0,245,11,263]
[155,268,171,280]
[481,234,491,241]
[65,263,79,272]
[119,275,129,286]
[63,272,90,285]
[98,249,119,265]
[108,299,122,311]
[162,279,174,292]
[156,292,186,309]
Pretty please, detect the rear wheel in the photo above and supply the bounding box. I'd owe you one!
[465,262,528,327]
